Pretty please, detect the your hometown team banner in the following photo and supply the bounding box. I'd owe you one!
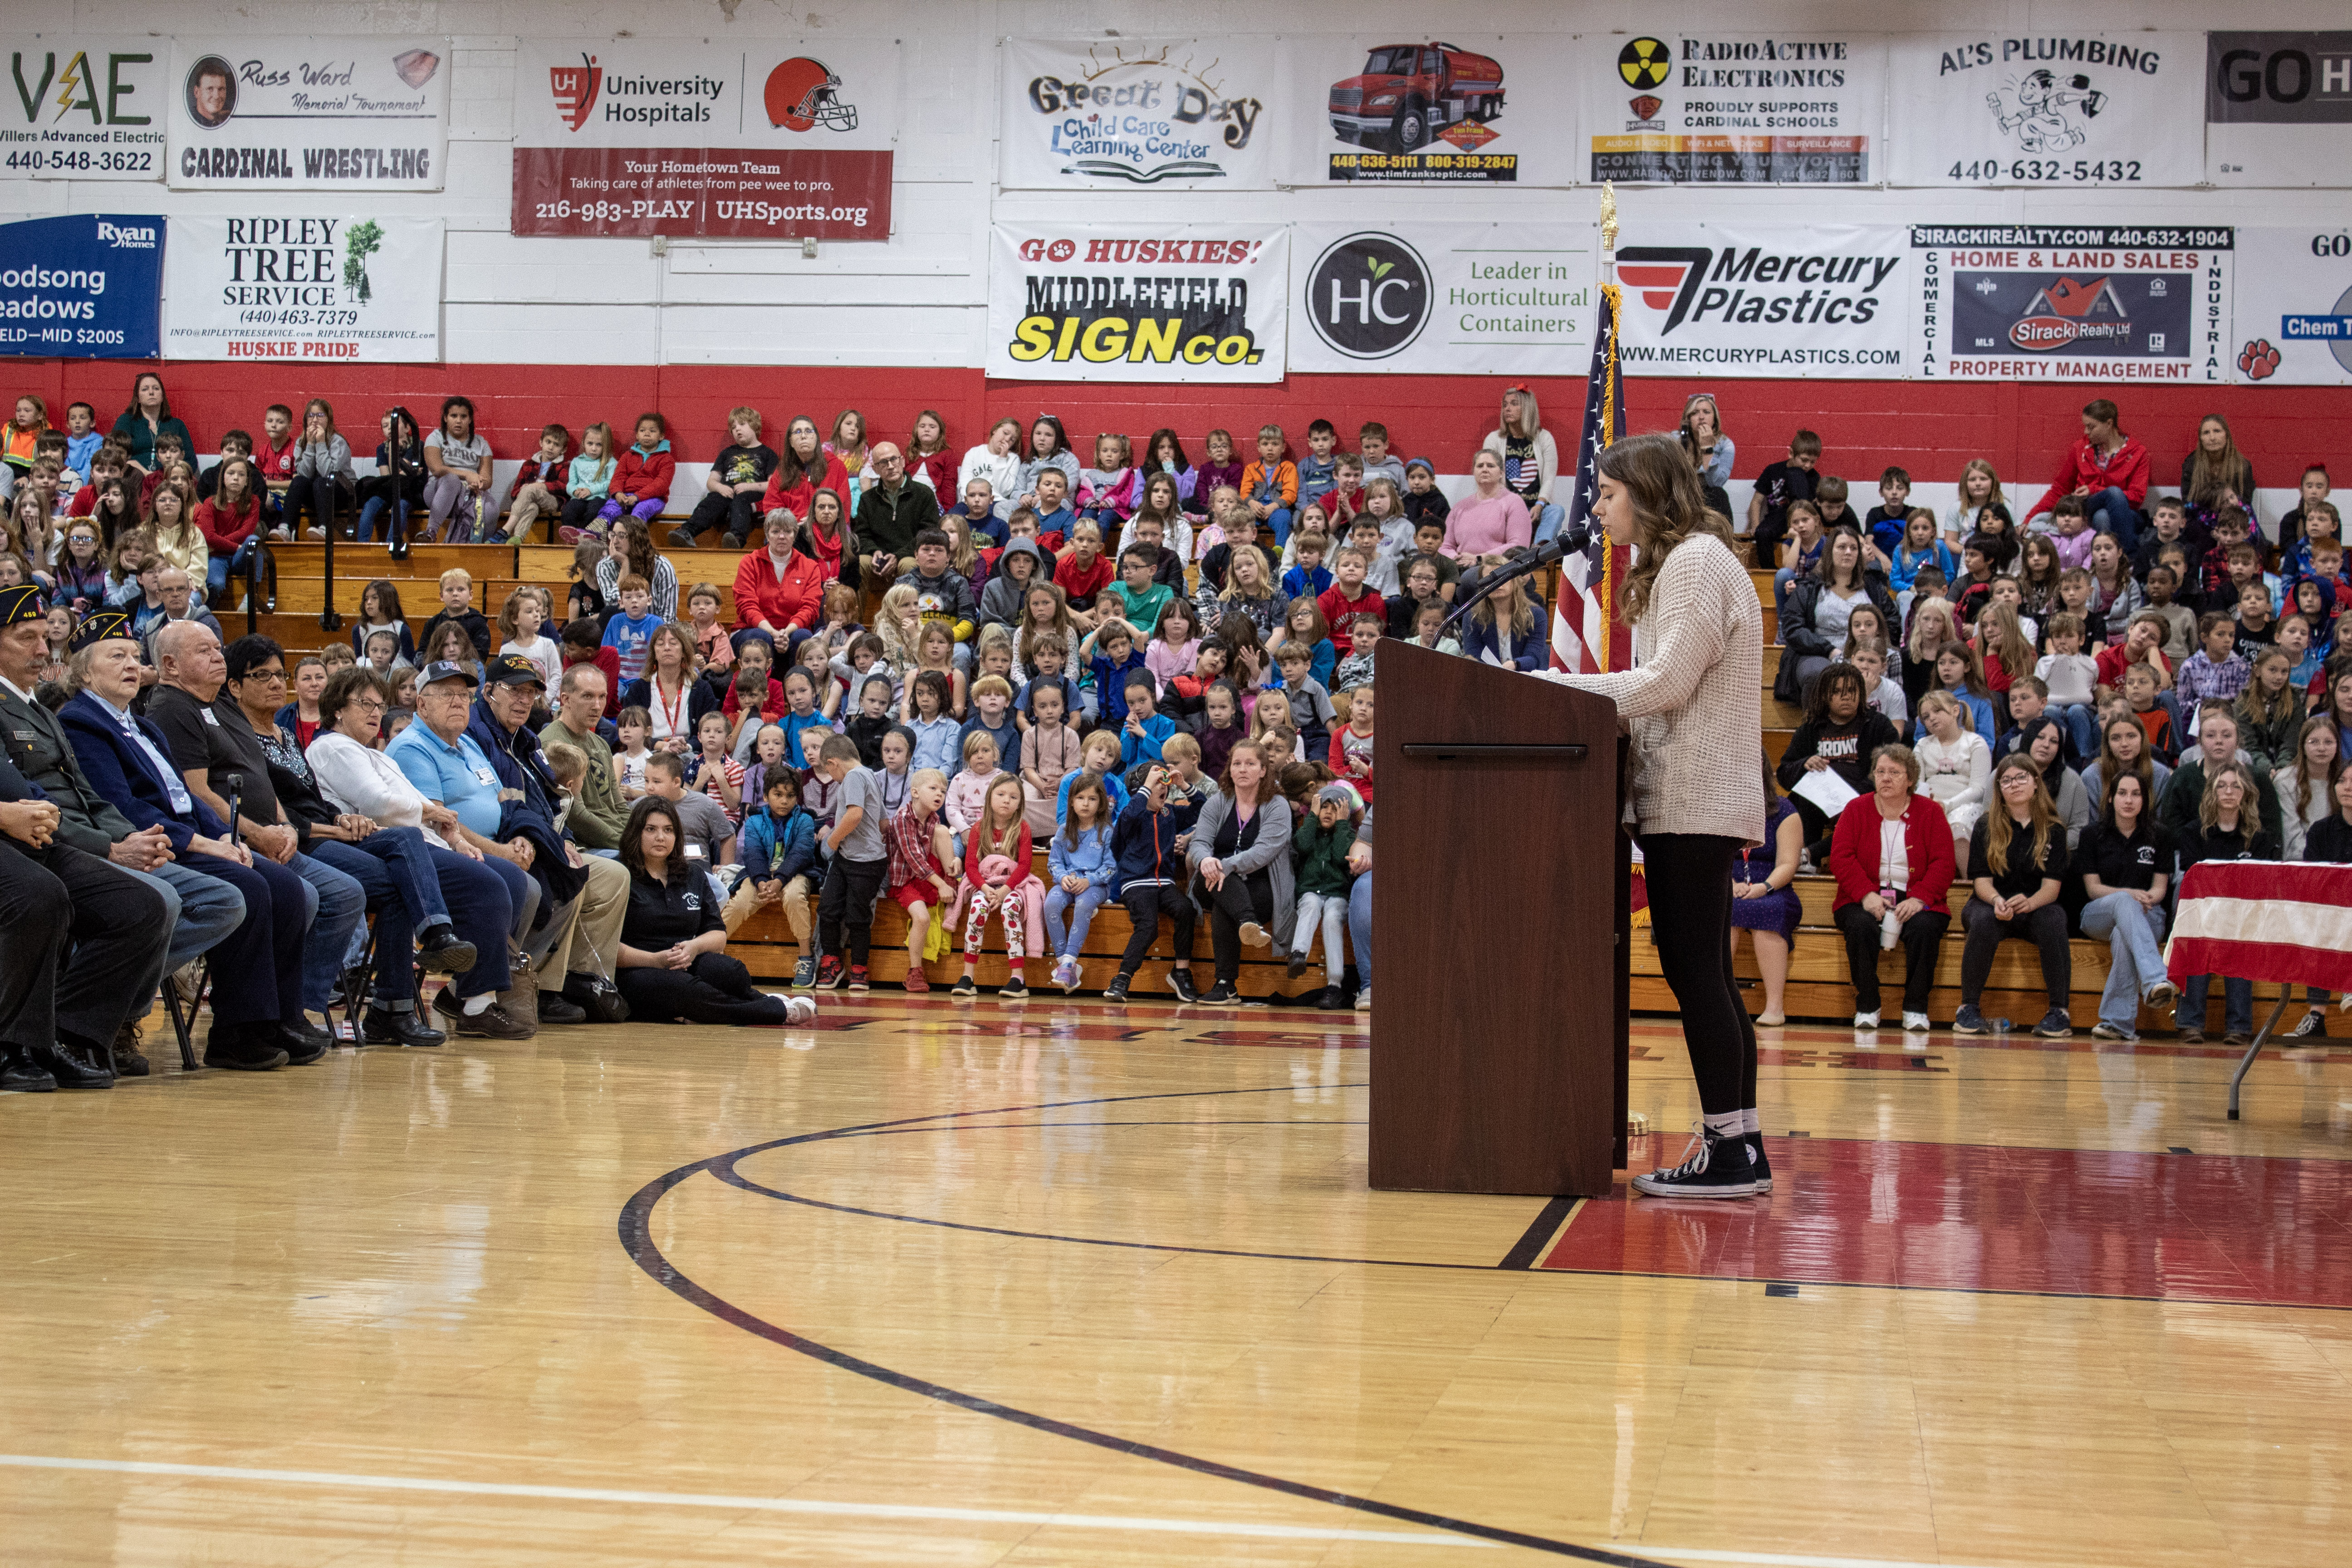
[2229,228,2352,385]
[162,215,441,362]
[1282,35,1579,186]
[986,223,1286,383]
[1287,222,1596,374]
[166,37,449,190]
[2206,33,2352,187]
[509,38,897,241]
[1612,222,1910,376]
[1578,31,1884,184]
[1,36,168,180]
[998,39,1277,189]
[0,214,163,359]
[1885,32,2204,189]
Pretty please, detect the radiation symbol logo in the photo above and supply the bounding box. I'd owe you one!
[1618,38,1671,89]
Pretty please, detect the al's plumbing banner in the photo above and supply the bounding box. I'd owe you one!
[0,215,163,359]
[1886,33,2202,188]
[2206,33,2352,187]
[987,224,1285,383]
[1579,32,1882,184]
[1,36,167,179]
[162,215,441,362]
[999,39,1274,188]
[1288,223,1595,375]
[1613,223,1908,376]
[510,39,897,240]
[2229,229,2352,385]
[1910,225,2232,382]
[167,37,448,189]
[1284,35,1578,185]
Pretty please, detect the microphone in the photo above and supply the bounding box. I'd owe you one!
[1439,525,1596,637]
[222,771,243,841]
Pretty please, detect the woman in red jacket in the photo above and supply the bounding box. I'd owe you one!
[732,525,828,656]
[195,455,264,601]
[1828,742,1956,1033]
[759,415,849,536]
[2024,397,2150,552]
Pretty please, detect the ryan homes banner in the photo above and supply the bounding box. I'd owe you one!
[0,214,164,359]
[166,36,450,190]
[2,36,168,179]
[1886,32,2204,188]
[987,224,1286,383]
[1910,225,2233,382]
[1613,222,1909,376]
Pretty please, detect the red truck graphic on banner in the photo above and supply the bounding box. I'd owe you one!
[1327,42,1504,152]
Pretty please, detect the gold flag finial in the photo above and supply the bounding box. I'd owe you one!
[1600,180,1618,253]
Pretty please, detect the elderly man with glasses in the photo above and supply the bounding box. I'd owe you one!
[852,441,940,618]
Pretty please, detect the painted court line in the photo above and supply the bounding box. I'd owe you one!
[0,1454,1496,1548]
[1639,1548,2101,1568]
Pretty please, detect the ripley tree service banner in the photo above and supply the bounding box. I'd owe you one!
[167,36,449,190]
[2206,33,2352,188]
[2,36,168,180]
[1288,223,1595,375]
[163,215,441,362]
[2229,229,2352,385]
[1910,225,2232,382]
[998,39,1274,189]
[1613,222,1909,376]
[987,223,1286,383]
[1886,32,2203,188]
[1581,31,1883,184]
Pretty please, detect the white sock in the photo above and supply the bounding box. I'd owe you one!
[1740,1107,1761,1135]
[463,992,493,1016]
[1702,1110,1743,1139]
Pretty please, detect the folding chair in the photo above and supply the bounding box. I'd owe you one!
[159,959,210,1072]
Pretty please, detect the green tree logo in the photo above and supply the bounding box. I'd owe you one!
[343,220,383,304]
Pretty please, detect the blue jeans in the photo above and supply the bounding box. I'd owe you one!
[2079,892,2167,1035]
[1348,871,1372,989]
[2084,486,2140,553]
[1772,567,1800,625]
[1530,501,1568,545]
[206,538,260,599]
[1259,504,1294,545]
[1290,889,1348,985]
[2050,702,2098,760]
[312,827,470,1005]
[132,862,247,1021]
[1043,882,1111,957]
[287,850,363,1014]
[2178,971,2252,1037]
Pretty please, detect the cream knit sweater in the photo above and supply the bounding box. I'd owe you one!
[1544,532,1768,845]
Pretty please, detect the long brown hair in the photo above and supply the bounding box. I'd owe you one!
[620,795,687,880]
[1985,754,2057,879]
[2095,714,2156,824]
[1975,603,2034,685]
[2199,758,2261,849]
[2285,714,2341,821]
[2236,647,2297,729]
[2185,414,2254,509]
[1597,432,1736,624]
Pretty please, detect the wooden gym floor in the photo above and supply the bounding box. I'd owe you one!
[3,998,2348,1566]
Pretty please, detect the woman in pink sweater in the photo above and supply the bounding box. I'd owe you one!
[1440,450,1532,565]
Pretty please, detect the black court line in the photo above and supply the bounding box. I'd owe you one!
[1498,1196,1579,1270]
[619,1084,1676,1566]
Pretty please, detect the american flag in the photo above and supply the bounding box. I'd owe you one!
[1550,285,1634,674]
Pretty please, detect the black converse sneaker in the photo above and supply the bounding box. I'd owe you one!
[1747,1133,1773,1194]
[1631,1126,1759,1199]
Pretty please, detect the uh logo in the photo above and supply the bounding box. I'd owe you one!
[552,54,602,132]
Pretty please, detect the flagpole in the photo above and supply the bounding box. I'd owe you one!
[1597,182,1618,670]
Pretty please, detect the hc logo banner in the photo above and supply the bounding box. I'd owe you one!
[0,213,164,359]
[552,55,602,132]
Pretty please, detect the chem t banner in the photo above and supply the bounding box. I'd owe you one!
[0,213,163,359]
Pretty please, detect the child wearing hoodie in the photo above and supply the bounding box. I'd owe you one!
[600,413,675,531]
[739,769,822,986]
[560,422,618,541]
[978,535,1049,631]
[1044,772,1118,992]
[1287,782,1359,1007]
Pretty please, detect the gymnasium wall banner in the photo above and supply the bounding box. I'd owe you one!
[509,38,897,240]
[0,214,163,359]
[2228,229,2352,385]
[166,37,449,190]
[1884,33,2203,188]
[1,36,167,180]
[1286,222,1595,374]
[2206,33,2352,188]
[1578,32,1882,185]
[162,215,441,362]
[1909,225,2232,383]
[1282,35,1578,186]
[1612,222,1908,376]
[998,39,1276,189]
[986,223,1286,383]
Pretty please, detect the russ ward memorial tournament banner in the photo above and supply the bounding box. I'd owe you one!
[987,224,1286,383]
[167,36,449,189]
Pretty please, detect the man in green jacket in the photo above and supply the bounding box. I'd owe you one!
[539,663,627,852]
[853,442,941,588]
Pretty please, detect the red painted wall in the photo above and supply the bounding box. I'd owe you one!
[15,358,2349,497]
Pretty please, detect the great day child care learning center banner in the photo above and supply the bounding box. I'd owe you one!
[162,214,441,362]
[987,223,1286,382]
[1,36,168,180]
[165,36,449,189]
[998,39,1276,189]
[0,213,163,359]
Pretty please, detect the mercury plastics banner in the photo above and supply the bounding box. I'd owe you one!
[2230,228,2352,385]
[1910,224,2232,383]
[987,224,1286,383]
[998,39,1275,188]
[2206,33,2352,187]
[1580,31,1883,184]
[163,214,441,362]
[1288,223,1595,374]
[1886,32,2203,188]
[1,36,167,180]
[167,36,449,190]
[1613,222,1908,376]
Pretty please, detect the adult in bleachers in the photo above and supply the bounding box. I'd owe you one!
[140,566,220,664]
[1482,386,1562,545]
[1777,527,1896,706]
[594,518,677,621]
[2178,415,2257,541]
[1952,755,2073,1039]
[760,415,852,550]
[732,516,827,656]
[613,796,790,1026]
[1678,393,1734,494]
[1439,451,1531,586]
[109,372,191,478]
[2010,716,2091,852]
[853,443,940,617]
[1827,742,1954,1034]
[2023,398,2147,551]
[1730,758,1803,1028]
[2078,713,2170,835]
[2076,770,2177,1044]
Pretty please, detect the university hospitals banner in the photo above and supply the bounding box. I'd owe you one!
[1612,222,1909,377]
[1287,222,1595,375]
[509,38,897,240]
[1884,32,2203,188]
[1,36,168,180]
[166,37,449,190]
[0,214,164,359]
[2228,229,2352,385]
[162,215,441,362]
[2205,33,2352,187]
[998,39,1277,189]
[986,223,1286,383]
[1909,224,2233,383]
[1282,35,1578,186]
[1577,31,1883,184]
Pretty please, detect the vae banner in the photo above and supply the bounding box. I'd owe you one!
[166,36,449,190]
[162,215,441,362]
[1287,223,1596,375]
[1613,222,1909,376]
[2229,229,2352,385]
[1910,225,2233,382]
[986,224,1286,383]
[1283,35,1578,186]
[1578,31,1883,184]
[1885,33,2203,188]
[998,39,1275,189]
[0,214,163,359]
[1,36,168,180]
[2206,33,2352,188]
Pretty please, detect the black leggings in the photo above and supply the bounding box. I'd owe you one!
[683,490,760,542]
[1193,868,1274,986]
[289,473,348,535]
[561,495,608,532]
[617,951,787,1025]
[1639,833,1757,1118]
[1117,881,1196,977]
[1960,897,2070,1010]
[816,855,888,966]
[1833,901,1950,1015]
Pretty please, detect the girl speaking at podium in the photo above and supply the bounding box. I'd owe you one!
[1545,433,1768,1198]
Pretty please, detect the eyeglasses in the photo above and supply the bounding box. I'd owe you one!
[241,668,288,684]
[352,697,387,713]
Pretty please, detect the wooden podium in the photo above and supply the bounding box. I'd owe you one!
[1367,641,1629,1198]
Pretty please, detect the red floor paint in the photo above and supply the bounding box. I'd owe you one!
[1544,1137,2352,1308]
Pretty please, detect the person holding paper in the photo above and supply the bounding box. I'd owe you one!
[1776,664,1900,864]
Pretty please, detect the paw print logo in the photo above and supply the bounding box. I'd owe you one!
[2238,338,2282,381]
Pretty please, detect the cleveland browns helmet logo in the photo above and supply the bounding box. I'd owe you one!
[764,57,858,131]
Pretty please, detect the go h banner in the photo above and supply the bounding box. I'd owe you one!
[986,223,1287,383]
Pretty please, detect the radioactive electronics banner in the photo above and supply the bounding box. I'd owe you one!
[166,36,449,189]
[163,215,441,362]
[1580,31,1883,184]
[1885,32,2204,187]
[2229,228,2352,385]
[0,214,164,358]
[2206,33,2352,187]
[1288,223,1595,374]
[1284,35,1578,185]
[1613,222,1909,376]
[1909,225,2232,382]
[1,36,168,179]
[998,39,1276,189]
[987,224,1286,383]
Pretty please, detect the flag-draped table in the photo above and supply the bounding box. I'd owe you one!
[2164,860,2352,1119]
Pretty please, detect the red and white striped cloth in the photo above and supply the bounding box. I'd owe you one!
[2166,861,2352,998]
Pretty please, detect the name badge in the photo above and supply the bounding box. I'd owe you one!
[10,730,30,742]
[685,843,706,859]
[475,767,497,784]
[201,709,219,726]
